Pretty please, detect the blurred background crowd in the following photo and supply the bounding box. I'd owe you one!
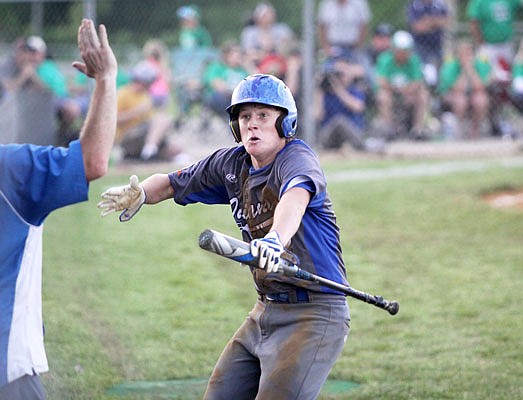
[1,0,523,163]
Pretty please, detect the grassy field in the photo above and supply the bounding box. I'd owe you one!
[40,156,523,400]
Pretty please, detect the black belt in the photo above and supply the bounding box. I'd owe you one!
[258,288,310,303]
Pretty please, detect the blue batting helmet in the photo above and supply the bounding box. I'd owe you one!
[226,74,298,142]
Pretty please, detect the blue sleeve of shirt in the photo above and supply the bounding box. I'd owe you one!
[0,140,88,225]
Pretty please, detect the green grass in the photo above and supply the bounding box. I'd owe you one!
[40,157,523,399]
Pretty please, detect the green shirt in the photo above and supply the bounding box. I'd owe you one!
[179,26,213,49]
[437,57,491,95]
[37,59,68,98]
[375,50,424,89]
[466,0,522,43]
[202,61,248,96]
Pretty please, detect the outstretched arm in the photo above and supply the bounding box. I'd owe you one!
[73,19,118,182]
[98,173,174,221]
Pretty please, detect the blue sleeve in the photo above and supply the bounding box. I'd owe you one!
[0,140,88,225]
[168,147,239,206]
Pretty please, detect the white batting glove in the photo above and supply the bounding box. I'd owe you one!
[97,175,146,222]
[250,231,284,273]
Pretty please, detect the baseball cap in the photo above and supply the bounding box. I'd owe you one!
[374,23,393,37]
[130,60,158,84]
[177,5,200,20]
[392,30,413,50]
[25,36,47,53]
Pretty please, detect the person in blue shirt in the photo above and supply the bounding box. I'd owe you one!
[406,0,449,68]
[0,19,117,400]
[316,56,368,151]
[97,74,350,400]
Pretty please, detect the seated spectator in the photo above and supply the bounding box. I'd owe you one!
[240,2,294,71]
[315,57,370,151]
[177,4,213,49]
[202,41,249,119]
[510,37,523,114]
[437,39,490,139]
[142,38,172,109]
[374,30,429,140]
[115,61,183,162]
[362,23,393,91]
[0,36,83,145]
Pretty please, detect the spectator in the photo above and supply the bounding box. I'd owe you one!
[315,57,369,151]
[317,0,371,63]
[240,2,294,71]
[114,60,183,162]
[176,4,213,50]
[362,23,394,89]
[467,0,521,137]
[510,37,523,114]
[374,30,429,140]
[142,39,172,109]
[202,41,250,120]
[437,39,491,139]
[0,19,117,399]
[406,0,450,72]
[467,0,521,82]
[0,36,82,144]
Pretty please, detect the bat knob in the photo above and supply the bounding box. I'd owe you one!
[387,301,399,315]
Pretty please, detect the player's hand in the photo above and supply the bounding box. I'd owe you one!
[250,231,284,273]
[97,175,146,222]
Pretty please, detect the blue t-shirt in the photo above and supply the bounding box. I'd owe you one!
[321,83,366,130]
[0,140,88,387]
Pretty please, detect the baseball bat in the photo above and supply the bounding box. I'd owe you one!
[198,229,399,316]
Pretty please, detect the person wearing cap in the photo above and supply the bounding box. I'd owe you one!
[361,22,394,91]
[177,4,212,49]
[374,30,429,140]
[114,60,184,162]
[437,39,491,139]
[1,35,88,146]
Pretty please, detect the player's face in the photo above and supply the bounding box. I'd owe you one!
[238,104,286,169]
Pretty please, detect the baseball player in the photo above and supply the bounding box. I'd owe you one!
[0,19,117,400]
[98,74,350,400]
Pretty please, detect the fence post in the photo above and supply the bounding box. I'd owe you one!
[301,0,316,148]
[83,0,97,24]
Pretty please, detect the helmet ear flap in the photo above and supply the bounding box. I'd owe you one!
[229,118,241,142]
[275,113,285,138]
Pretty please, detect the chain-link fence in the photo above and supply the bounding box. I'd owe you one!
[0,0,522,154]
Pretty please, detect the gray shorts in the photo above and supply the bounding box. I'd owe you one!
[0,373,46,400]
[203,293,350,400]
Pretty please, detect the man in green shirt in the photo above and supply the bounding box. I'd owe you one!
[374,30,429,140]
[467,0,522,81]
[177,5,212,49]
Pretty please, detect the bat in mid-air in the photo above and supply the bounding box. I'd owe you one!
[198,229,399,316]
